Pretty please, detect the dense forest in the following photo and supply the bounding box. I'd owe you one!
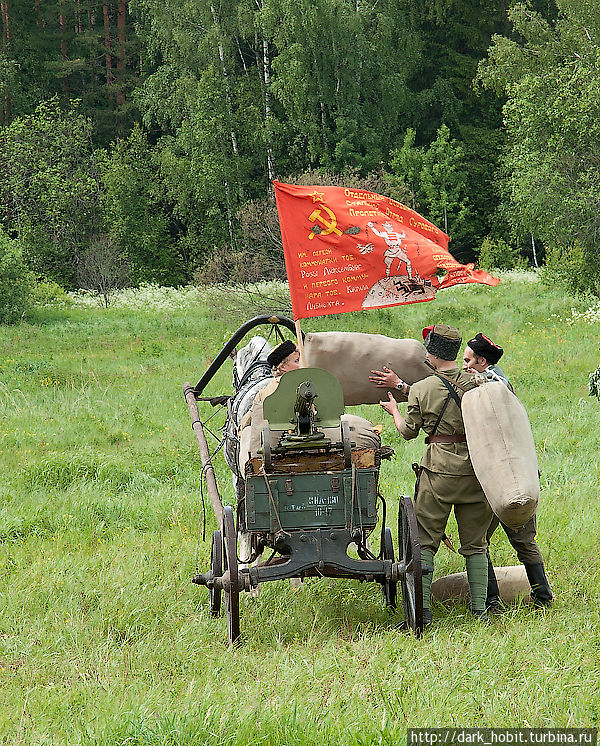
[1,0,599,315]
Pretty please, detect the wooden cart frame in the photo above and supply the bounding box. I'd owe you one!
[183,315,424,644]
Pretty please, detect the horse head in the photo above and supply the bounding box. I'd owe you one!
[233,336,273,392]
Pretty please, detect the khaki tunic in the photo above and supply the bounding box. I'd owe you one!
[399,367,492,556]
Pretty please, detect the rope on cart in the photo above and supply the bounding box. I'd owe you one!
[378,492,387,560]
[262,472,290,537]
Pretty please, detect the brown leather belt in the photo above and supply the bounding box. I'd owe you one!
[425,434,467,444]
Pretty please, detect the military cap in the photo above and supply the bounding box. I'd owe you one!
[467,333,503,364]
[422,324,462,361]
[267,340,297,369]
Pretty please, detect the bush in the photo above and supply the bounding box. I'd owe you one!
[478,236,527,271]
[77,235,130,307]
[199,244,285,286]
[0,99,101,287]
[541,243,600,297]
[30,279,71,307]
[0,230,34,324]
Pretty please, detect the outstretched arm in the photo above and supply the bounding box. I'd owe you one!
[369,366,410,395]
[379,392,408,434]
[367,222,385,238]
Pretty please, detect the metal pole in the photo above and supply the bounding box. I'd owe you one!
[295,318,307,368]
[184,383,224,526]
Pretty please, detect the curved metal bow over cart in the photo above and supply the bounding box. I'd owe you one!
[183,315,424,644]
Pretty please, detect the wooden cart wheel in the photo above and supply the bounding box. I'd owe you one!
[398,495,424,636]
[381,526,397,609]
[222,506,241,645]
[209,529,222,618]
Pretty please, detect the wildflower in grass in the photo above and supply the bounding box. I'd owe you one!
[588,365,600,401]
[568,299,600,325]
[40,376,61,387]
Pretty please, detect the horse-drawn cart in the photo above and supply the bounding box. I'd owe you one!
[183,315,425,643]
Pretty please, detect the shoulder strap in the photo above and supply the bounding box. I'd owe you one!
[434,373,462,410]
[435,370,474,394]
[429,392,452,439]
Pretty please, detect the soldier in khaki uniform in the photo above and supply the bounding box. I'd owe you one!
[380,324,493,624]
[462,333,553,609]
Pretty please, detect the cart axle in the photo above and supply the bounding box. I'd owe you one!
[193,559,410,593]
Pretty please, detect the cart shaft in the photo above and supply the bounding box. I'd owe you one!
[184,382,224,526]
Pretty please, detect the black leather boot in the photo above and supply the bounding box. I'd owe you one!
[486,557,502,613]
[524,563,553,607]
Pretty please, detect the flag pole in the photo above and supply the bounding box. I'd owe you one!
[295,319,307,368]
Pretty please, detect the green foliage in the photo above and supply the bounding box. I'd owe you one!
[132,0,423,265]
[264,0,419,172]
[0,50,19,121]
[0,103,184,289]
[133,0,262,266]
[2,0,515,284]
[1,1,142,142]
[478,1,600,294]
[478,236,527,271]
[389,125,473,255]
[30,278,71,307]
[541,243,600,297]
[98,125,182,285]
[0,98,101,286]
[0,229,34,324]
[6,0,592,292]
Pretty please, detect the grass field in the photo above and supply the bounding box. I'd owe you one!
[1,274,599,744]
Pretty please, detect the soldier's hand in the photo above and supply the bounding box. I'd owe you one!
[369,365,400,389]
[379,392,399,416]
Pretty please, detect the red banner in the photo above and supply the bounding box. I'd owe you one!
[274,180,499,320]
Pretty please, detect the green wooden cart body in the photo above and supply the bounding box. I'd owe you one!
[245,467,378,533]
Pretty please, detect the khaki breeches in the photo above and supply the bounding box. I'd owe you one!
[415,469,493,557]
[487,514,543,565]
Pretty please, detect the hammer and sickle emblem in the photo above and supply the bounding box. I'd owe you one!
[308,203,343,240]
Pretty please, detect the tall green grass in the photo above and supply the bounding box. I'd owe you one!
[1,275,599,744]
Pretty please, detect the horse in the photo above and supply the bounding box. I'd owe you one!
[220,334,279,583]
[223,335,274,503]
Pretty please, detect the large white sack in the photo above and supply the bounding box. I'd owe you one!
[462,381,539,529]
[324,413,381,451]
[304,331,431,406]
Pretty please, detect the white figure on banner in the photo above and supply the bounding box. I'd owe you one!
[367,220,412,278]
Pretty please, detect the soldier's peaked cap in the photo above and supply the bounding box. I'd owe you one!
[468,332,503,364]
[422,324,462,361]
